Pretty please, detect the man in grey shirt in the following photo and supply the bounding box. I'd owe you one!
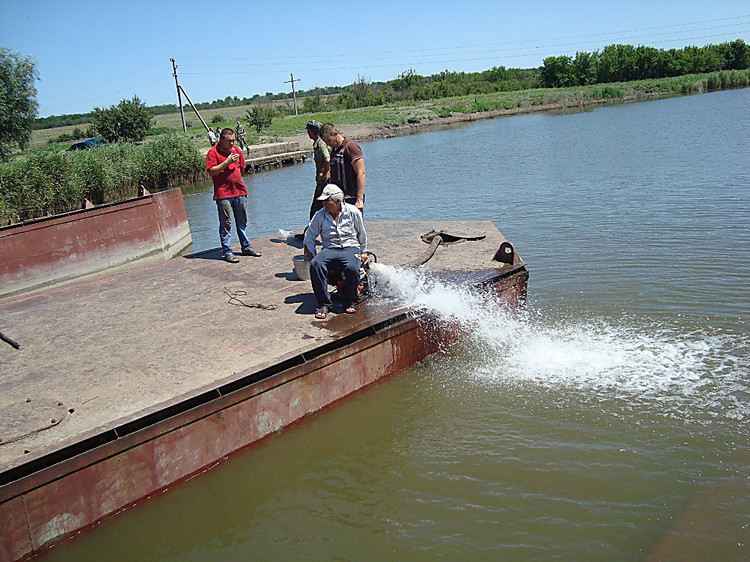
[303,184,368,319]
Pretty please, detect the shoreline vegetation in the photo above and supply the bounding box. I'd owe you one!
[2,69,749,225]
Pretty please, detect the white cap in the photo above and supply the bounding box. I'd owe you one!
[317,184,344,200]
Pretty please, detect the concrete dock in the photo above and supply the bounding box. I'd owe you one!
[0,220,527,560]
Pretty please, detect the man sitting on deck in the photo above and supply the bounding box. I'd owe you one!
[303,184,368,319]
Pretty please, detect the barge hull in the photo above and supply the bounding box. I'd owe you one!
[0,220,526,560]
[0,187,192,298]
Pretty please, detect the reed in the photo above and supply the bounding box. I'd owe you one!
[0,134,204,224]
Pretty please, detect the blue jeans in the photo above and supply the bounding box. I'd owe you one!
[216,196,251,257]
[310,247,361,308]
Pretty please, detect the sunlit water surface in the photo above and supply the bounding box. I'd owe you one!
[41,89,749,560]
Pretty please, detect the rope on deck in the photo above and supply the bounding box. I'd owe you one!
[223,288,277,310]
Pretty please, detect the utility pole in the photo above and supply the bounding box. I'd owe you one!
[170,58,187,132]
[284,73,300,116]
[178,85,211,133]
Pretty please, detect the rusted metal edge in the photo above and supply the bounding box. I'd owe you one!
[0,309,416,496]
[0,194,152,233]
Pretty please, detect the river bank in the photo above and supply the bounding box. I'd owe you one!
[274,89,707,147]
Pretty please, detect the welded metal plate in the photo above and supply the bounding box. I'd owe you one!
[0,399,67,445]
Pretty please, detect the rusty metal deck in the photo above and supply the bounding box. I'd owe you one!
[0,220,526,559]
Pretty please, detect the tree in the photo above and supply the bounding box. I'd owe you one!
[91,96,153,142]
[245,105,273,133]
[572,51,597,85]
[302,88,324,113]
[540,55,575,87]
[0,47,39,159]
[596,44,638,83]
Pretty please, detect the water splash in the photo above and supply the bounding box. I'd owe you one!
[369,263,749,421]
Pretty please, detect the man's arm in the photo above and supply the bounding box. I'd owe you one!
[208,152,239,177]
[352,158,365,210]
[303,213,322,259]
[318,156,330,183]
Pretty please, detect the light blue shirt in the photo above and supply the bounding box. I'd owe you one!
[304,202,367,257]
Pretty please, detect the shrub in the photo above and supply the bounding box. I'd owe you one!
[245,106,273,133]
[92,96,154,142]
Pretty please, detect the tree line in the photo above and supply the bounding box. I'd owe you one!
[318,39,749,111]
[33,86,346,130]
[6,38,750,144]
[540,39,749,88]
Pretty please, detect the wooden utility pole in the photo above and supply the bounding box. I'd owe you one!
[170,58,187,132]
[284,73,300,116]
[178,85,211,133]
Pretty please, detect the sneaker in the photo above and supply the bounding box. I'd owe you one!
[315,305,329,319]
[223,254,240,263]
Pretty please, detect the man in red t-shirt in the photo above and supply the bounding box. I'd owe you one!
[319,123,366,213]
[206,128,262,262]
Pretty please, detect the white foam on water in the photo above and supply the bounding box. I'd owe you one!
[369,263,749,421]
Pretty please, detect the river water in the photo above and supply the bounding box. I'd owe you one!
[43,89,748,560]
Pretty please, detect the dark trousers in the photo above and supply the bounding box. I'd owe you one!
[310,247,361,308]
[344,195,364,216]
[309,181,327,220]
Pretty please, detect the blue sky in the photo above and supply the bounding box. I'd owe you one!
[1,1,748,117]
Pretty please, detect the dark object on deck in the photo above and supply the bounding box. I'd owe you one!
[407,228,488,267]
[492,241,516,264]
[66,137,104,151]
[420,229,486,245]
[0,331,20,349]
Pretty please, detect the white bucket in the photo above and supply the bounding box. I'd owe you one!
[292,255,310,281]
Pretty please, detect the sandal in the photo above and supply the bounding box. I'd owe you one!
[315,305,329,319]
[223,254,240,263]
[345,306,357,314]
[242,248,262,257]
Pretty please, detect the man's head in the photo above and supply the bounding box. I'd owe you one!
[306,119,322,140]
[317,183,344,212]
[318,123,343,148]
[217,128,236,151]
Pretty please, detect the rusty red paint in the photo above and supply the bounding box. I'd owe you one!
[0,188,191,297]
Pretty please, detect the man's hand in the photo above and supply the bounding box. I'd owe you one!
[359,252,368,263]
[226,153,239,164]
[355,198,364,211]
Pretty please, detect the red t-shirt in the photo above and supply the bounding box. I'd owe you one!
[206,145,248,200]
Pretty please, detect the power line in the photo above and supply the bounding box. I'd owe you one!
[177,31,750,79]
[176,23,748,78]
[179,14,749,65]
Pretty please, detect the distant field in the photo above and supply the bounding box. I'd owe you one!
[28,70,750,150]
[31,99,303,148]
[30,124,88,147]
